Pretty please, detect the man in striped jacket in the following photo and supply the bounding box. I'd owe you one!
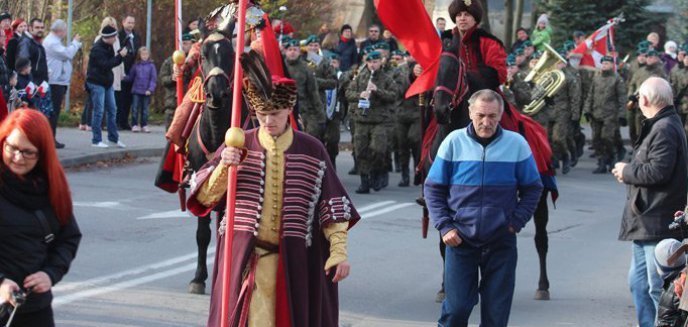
[424,89,543,327]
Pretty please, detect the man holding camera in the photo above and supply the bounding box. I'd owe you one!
[345,51,396,194]
[612,77,688,327]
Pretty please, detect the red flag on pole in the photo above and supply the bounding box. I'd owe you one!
[571,17,621,69]
[260,14,285,77]
[375,0,442,98]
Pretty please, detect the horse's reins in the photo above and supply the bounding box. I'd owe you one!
[432,52,468,110]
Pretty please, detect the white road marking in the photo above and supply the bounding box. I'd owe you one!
[53,261,214,307]
[362,203,416,219]
[356,200,397,213]
[54,248,215,293]
[73,201,121,208]
[136,209,193,220]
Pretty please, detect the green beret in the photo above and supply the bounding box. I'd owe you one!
[284,38,299,48]
[600,56,614,63]
[637,46,649,55]
[557,47,568,58]
[362,45,375,55]
[523,40,533,48]
[637,40,652,49]
[304,34,319,45]
[182,33,194,41]
[564,40,576,51]
[366,51,382,61]
[513,47,524,56]
[328,52,340,60]
[646,49,659,57]
[531,50,543,60]
[373,42,390,51]
[507,54,516,66]
[679,44,688,53]
[391,50,404,57]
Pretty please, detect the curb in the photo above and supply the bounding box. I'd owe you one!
[60,147,166,168]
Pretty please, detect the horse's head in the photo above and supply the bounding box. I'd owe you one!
[199,22,235,110]
[433,51,467,125]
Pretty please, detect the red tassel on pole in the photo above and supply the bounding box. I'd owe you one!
[221,1,249,326]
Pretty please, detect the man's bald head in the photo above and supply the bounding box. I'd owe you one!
[638,77,673,118]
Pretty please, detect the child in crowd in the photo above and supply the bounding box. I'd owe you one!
[655,238,688,327]
[14,57,34,108]
[125,47,157,133]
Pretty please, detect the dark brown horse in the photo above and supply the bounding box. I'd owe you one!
[422,48,552,301]
[186,22,254,294]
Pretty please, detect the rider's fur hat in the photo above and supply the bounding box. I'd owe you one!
[448,0,483,25]
[241,51,297,113]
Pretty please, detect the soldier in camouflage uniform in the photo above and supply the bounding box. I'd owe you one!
[344,46,376,176]
[627,48,668,143]
[563,42,587,162]
[671,52,688,135]
[345,51,397,193]
[159,33,195,130]
[396,61,422,187]
[547,59,582,174]
[376,42,405,188]
[284,39,325,140]
[304,35,339,165]
[584,56,627,174]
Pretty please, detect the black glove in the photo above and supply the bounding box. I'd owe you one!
[628,93,639,103]
[584,113,592,122]
[619,117,628,127]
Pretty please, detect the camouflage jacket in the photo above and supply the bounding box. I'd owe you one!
[546,66,582,121]
[159,56,193,111]
[628,63,667,96]
[584,70,627,120]
[286,58,325,124]
[671,66,688,113]
[345,67,397,124]
[510,69,532,109]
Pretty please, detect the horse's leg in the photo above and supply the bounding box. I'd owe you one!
[189,214,212,294]
[534,191,550,300]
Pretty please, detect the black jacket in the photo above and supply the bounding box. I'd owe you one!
[118,30,140,74]
[657,270,688,327]
[335,37,358,73]
[86,39,124,88]
[16,35,49,84]
[0,48,10,100]
[0,194,81,313]
[619,106,688,241]
[6,32,23,73]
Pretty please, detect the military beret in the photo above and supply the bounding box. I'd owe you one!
[564,40,576,51]
[637,46,649,55]
[304,34,319,45]
[283,38,299,48]
[600,56,614,63]
[637,40,652,49]
[523,40,533,48]
[679,44,688,53]
[328,52,340,60]
[367,51,382,61]
[572,30,585,38]
[391,50,404,57]
[513,47,524,56]
[182,33,194,41]
[530,50,542,60]
[506,54,516,66]
[362,45,375,55]
[373,42,390,51]
[646,49,659,57]
[557,47,568,58]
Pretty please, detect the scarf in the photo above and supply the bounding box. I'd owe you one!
[340,36,350,43]
[0,166,50,210]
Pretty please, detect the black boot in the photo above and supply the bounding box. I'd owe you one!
[371,172,383,191]
[561,155,571,175]
[355,174,371,194]
[348,163,358,175]
[616,146,627,162]
[394,152,402,173]
[592,159,607,174]
[381,172,389,189]
[570,152,578,167]
[398,167,410,187]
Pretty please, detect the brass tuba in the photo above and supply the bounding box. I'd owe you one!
[523,43,567,116]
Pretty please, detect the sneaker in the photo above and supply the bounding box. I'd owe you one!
[85,125,92,131]
[113,141,126,148]
[92,142,109,148]
[132,125,141,133]
[142,126,150,133]
[78,124,87,131]
[55,141,65,149]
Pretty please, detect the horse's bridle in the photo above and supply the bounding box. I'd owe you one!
[199,33,233,93]
[432,51,468,110]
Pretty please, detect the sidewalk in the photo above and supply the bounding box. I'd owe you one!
[56,125,167,168]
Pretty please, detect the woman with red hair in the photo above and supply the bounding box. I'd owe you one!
[0,109,81,327]
[6,18,28,76]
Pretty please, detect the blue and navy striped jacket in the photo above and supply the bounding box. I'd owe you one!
[424,124,544,246]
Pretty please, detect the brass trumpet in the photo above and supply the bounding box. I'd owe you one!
[523,43,567,116]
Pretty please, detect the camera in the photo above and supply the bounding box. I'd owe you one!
[670,211,688,231]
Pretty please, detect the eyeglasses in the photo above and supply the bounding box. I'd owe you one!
[4,142,39,160]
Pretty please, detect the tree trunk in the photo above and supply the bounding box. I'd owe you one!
[514,0,524,32]
[504,0,514,49]
[479,0,490,32]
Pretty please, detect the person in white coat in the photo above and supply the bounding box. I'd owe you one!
[43,19,81,148]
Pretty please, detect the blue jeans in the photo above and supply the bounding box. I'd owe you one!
[629,240,663,327]
[131,94,150,127]
[88,82,119,144]
[439,234,517,327]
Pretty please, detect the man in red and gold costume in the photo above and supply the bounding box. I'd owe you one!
[188,69,360,327]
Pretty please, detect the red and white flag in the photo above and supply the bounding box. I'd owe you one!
[571,16,623,69]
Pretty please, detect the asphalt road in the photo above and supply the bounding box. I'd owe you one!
[53,151,638,327]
